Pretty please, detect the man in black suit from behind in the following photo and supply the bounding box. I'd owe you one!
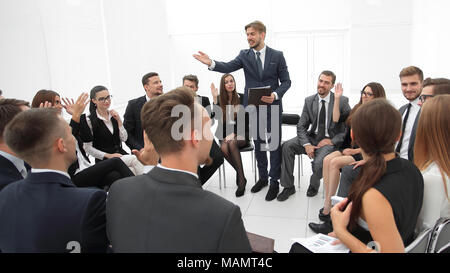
[124,72,163,151]
[0,99,30,191]
[0,108,108,253]
[107,87,251,253]
[183,74,224,185]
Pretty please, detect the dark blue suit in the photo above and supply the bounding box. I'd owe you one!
[0,154,29,191]
[213,46,291,182]
[0,172,108,253]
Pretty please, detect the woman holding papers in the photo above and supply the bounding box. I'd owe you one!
[211,74,250,197]
[291,99,424,253]
[329,99,423,253]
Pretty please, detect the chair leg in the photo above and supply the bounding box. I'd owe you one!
[222,164,227,188]
[218,165,222,190]
[297,155,301,189]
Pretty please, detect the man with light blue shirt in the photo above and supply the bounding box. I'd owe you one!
[0,108,108,253]
[194,20,291,201]
[0,99,30,190]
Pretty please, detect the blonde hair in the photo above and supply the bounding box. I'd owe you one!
[414,95,450,199]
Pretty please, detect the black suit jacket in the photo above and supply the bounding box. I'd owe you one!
[123,96,147,151]
[0,154,26,191]
[0,172,108,253]
[106,166,251,253]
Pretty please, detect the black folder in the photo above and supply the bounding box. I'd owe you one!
[248,86,272,106]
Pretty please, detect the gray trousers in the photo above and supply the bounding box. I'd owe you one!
[281,137,336,190]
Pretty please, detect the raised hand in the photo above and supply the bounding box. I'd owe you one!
[63,93,89,121]
[335,83,344,99]
[210,83,219,102]
[39,101,53,108]
[193,51,212,66]
[132,141,159,166]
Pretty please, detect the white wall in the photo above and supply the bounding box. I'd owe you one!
[0,0,448,119]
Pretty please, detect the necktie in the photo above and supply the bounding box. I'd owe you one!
[318,100,326,139]
[256,51,263,79]
[396,103,412,154]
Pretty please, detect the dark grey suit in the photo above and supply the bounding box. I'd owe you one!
[106,166,251,253]
[281,93,350,190]
[397,104,420,162]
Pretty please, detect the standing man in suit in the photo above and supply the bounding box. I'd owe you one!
[280,71,351,199]
[124,72,163,151]
[0,99,30,191]
[194,20,291,201]
[183,74,224,185]
[0,108,108,252]
[107,87,251,253]
[396,66,424,162]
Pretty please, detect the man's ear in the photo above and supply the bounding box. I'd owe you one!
[56,138,66,153]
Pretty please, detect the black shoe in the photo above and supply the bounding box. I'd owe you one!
[235,179,247,197]
[308,221,333,234]
[306,185,318,197]
[265,184,279,201]
[277,186,296,202]
[251,179,268,193]
[319,208,331,222]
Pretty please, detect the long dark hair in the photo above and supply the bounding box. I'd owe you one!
[219,74,239,122]
[347,98,401,231]
[89,85,108,129]
[346,82,386,126]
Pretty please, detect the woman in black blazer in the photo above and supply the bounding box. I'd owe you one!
[211,74,249,197]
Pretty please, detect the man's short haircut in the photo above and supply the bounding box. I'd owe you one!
[422,77,450,95]
[183,74,199,88]
[142,72,159,86]
[4,108,65,165]
[141,87,197,156]
[320,70,336,85]
[0,99,30,141]
[245,20,266,34]
[399,66,424,82]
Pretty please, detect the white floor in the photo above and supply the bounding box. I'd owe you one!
[202,152,325,253]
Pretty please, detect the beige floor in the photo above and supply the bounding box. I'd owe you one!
[203,152,326,253]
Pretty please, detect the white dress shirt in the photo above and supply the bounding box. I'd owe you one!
[399,98,420,160]
[0,150,27,178]
[84,110,128,160]
[314,92,331,138]
[157,164,199,180]
[31,168,71,179]
[416,163,450,232]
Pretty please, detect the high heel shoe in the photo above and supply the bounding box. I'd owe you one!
[235,178,247,197]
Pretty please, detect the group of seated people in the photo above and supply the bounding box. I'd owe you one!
[0,65,449,253]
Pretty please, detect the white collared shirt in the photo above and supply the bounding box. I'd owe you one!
[157,164,199,180]
[31,168,71,179]
[0,150,27,178]
[399,97,420,160]
[314,92,331,138]
[146,94,151,102]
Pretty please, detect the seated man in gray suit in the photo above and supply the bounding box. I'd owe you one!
[106,87,251,253]
[278,71,350,200]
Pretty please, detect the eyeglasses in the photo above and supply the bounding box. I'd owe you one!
[97,95,112,102]
[419,94,434,103]
[361,91,374,97]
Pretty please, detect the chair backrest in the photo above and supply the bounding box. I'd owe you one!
[405,228,432,253]
[282,113,300,126]
[428,217,450,253]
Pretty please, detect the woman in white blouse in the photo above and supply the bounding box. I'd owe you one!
[83,86,128,163]
[414,95,450,232]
